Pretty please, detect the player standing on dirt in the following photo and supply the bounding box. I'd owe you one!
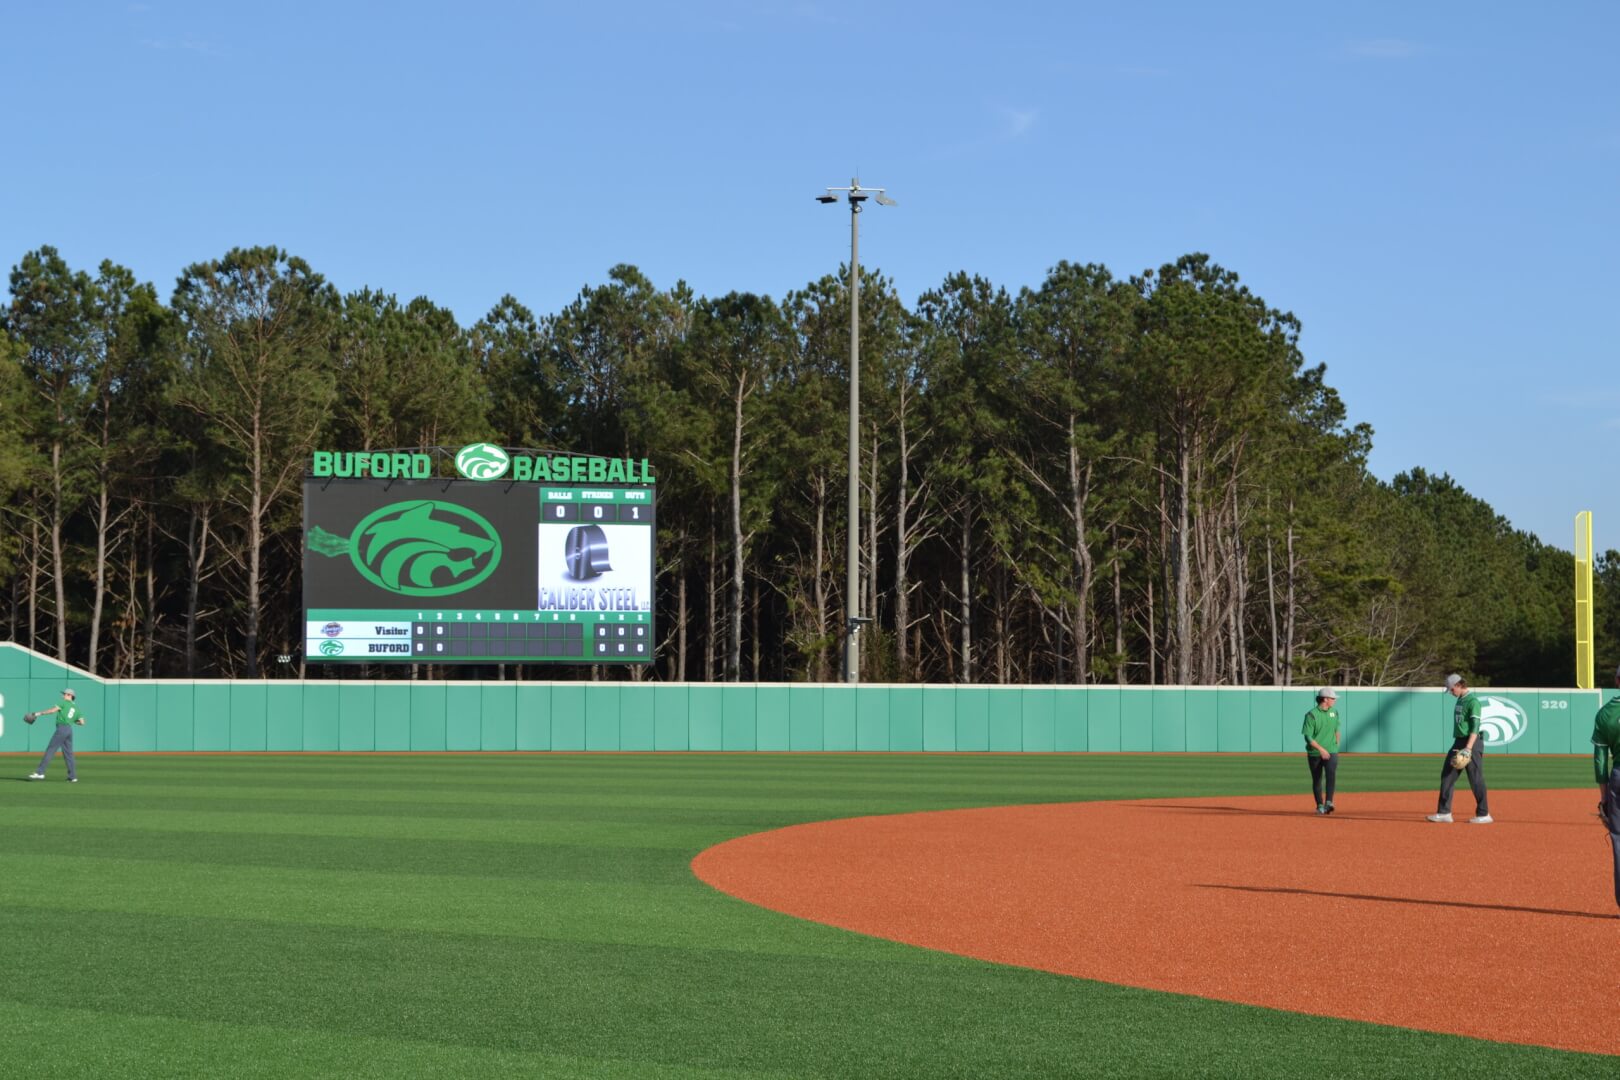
[1301,688,1340,815]
[1427,674,1491,824]
[1591,663,1620,910]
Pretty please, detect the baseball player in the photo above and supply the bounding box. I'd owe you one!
[1427,673,1491,823]
[25,688,84,782]
[1301,688,1341,814]
[1591,663,1620,910]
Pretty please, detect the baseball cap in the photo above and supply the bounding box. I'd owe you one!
[1316,688,1337,700]
[1443,674,1463,690]
[61,688,75,698]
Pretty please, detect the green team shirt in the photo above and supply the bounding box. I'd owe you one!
[1301,705,1339,758]
[56,701,81,727]
[1451,691,1481,740]
[1591,697,1620,783]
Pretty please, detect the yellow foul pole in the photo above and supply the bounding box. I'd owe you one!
[1575,511,1594,689]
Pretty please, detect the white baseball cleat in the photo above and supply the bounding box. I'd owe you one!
[26,773,44,780]
[1468,814,1493,824]
[1426,812,1453,823]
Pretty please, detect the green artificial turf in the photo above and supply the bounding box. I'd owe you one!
[0,752,1609,1079]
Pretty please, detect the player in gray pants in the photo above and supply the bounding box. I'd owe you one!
[27,688,84,782]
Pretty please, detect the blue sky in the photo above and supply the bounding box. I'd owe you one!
[4,1,1616,550]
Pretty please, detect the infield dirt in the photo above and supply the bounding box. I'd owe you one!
[694,789,1618,1056]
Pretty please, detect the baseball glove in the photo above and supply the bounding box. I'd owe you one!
[1449,748,1472,770]
[23,712,36,725]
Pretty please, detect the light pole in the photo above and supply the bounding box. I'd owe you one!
[817,179,896,684]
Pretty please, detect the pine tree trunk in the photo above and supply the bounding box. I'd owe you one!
[1067,416,1093,684]
[1113,527,1126,684]
[867,433,878,632]
[704,510,718,682]
[675,568,688,682]
[29,516,41,653]
[959,508,973,683]
[1173,433,1192,684]
[813,477,827,682]
[1283,502,1297,685]
[245,412,263,678]
[50,440,68,662]
[184,506,210,678]
[728,384,745,682]
[895,430,910,677]
[143,505,156,678]
[89,480,111,674]
[1264,524,1280,683]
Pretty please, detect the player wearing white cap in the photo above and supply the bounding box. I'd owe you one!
[1427,674,1490,823]
[1301,688,1340,814]
[25,688,85,782]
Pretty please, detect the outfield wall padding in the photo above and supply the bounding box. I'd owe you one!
[1,643,1613,754]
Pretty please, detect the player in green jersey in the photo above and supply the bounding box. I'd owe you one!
[1301,689,1341,814]
[1591,663,1620,910]
[26,689,84,782]
[1427,674,1491,824]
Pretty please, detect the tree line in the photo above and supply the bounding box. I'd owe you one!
[1,244,1610,686]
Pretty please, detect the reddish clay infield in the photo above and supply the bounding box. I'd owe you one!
[693,789,1618,1056]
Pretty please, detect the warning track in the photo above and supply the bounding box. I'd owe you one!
[693,789,1617,1055]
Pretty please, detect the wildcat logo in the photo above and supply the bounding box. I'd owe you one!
[348,501,501,597]
[319,639,344,656]
[1479,696,1529,747]
[454,443,511,481]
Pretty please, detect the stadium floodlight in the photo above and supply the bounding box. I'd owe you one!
[814,178,897,684]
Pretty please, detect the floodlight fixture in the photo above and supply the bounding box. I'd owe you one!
[814,177,896,685]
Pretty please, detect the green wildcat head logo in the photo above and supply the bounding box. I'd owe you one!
[344,500,501,597]
[455,443,511,481]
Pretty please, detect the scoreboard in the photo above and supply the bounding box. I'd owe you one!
[303,475,655,664]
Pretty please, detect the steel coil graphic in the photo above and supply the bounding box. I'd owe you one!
[564,524,614,580]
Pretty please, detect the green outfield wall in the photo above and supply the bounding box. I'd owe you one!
[1,643,1613,754]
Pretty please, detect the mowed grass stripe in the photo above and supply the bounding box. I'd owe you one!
[0,855,907,956]
[0,804,721,848]
[0,826,696,884]
[0,1000,796,1080]
[1,754,1609,1078]
[0,900,1607,1080]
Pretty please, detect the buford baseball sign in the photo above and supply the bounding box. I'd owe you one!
[310,444,655,485]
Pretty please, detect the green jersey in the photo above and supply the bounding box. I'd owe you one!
[56,701,81,727]
[1301,705,1339,758]
[1591,697,1620,783]
[1451,691,1481,740]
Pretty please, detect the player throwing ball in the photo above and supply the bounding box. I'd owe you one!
[1427,674,1490,824]
[25,688,85,783]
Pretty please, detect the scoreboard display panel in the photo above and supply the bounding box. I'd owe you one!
[303,478,654,664]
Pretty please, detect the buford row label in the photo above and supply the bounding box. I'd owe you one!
[310,443,655,484]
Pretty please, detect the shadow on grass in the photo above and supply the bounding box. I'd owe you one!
[1196,882,1617,921]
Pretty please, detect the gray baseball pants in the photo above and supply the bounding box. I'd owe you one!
[36,725,75,780]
